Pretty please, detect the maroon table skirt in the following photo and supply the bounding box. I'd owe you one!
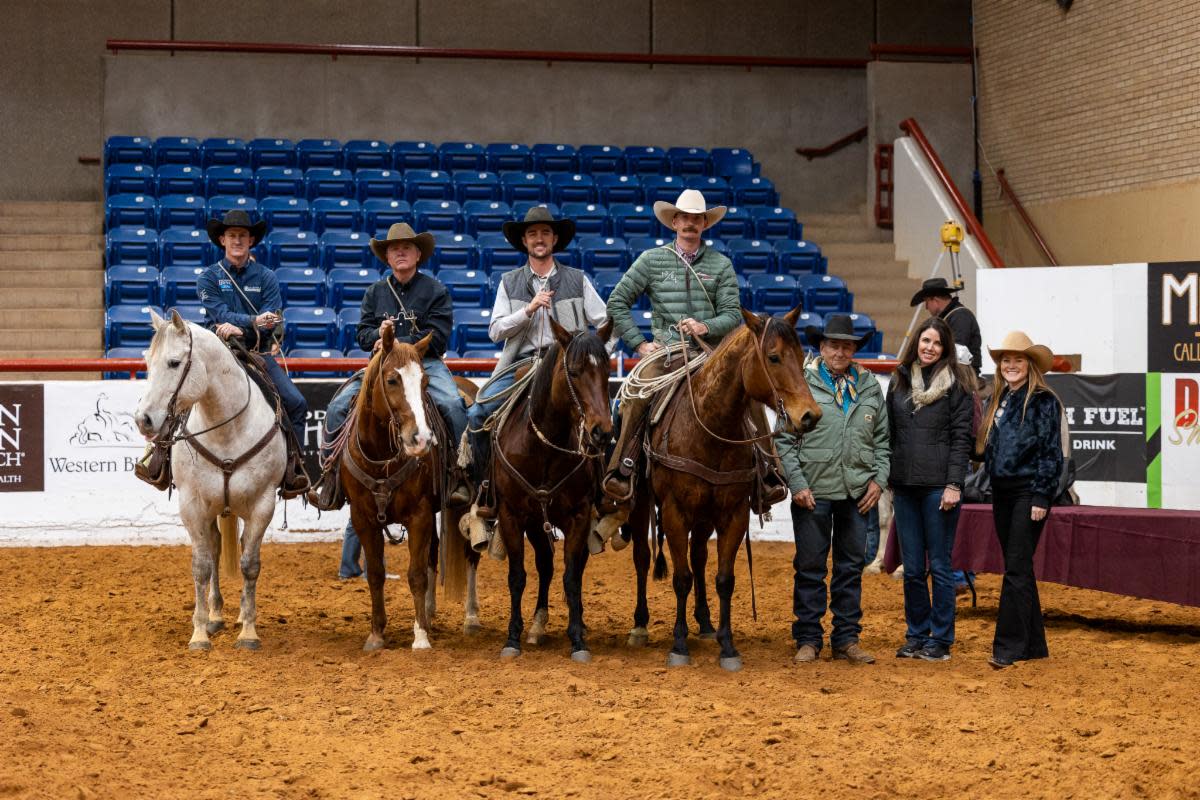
[882,504,1200,607]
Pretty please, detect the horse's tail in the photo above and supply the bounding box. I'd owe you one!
[218,516,241,578]
[441,508,469,603]
[651,506,669,580]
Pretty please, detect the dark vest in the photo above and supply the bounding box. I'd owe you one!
[496,261,588,370]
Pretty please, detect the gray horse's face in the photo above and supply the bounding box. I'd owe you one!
[135,310,207,438]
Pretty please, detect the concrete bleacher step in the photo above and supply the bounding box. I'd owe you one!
[0,308,104,330]
[0,250,103,270]
[0,329,103,351]
[0,287,102,310]
[0,234,102,251]
[0,217,99,235]
[0,269,101,289]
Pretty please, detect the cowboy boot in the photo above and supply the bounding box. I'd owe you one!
[279,431,312,500]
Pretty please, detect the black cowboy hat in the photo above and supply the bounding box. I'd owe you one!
[909,277,963,307]
[502,206,575,254]
[206,209,268,247]
[805,313,873,351]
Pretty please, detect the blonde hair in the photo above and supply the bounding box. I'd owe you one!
[975,353,1057,454]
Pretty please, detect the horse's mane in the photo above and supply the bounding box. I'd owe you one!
[694,315,801,394]
[529,330,608,403]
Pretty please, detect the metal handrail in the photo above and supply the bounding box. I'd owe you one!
[796,126,868,160]
[869,44,974,62]
[995,169,1058,266]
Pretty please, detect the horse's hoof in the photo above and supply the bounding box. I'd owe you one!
[412,640,432,652]
[363,638,385,652]
[666,652,693,667]
[525,633,543,646]
[697,629,718,641]
[463,620,482,636]
[719,656,744,672]
[499,646,521,659]
[233,638,261,651]
[627,627,649,647]
[609,532,629,552]
[571,649,593,664]
[188,640,211,652]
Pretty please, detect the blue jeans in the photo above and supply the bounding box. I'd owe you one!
[864,506,881,562]
[324,357,468,449]
[466,367,518,482]
[260,353,308,445]
[892,487,961,647]
[339,524,362,578]
[791,498,868,651]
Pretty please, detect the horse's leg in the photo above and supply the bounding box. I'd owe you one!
[526,524,554,645]
[425,519,439,624]
[661,496,694,666]
[627,491,652,647]
[713,503,750,672]
[562,509,593,662]
[499,503,526,658]
[234,499,273,650]
[205,520,226,636]
[407,506,435,651]
[181,509,216,651]
[463,547,482,635]
[690,526,716,640]
[355,511,388,652]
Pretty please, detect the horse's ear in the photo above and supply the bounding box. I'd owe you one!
[549,314,572,349]
[150,309,165,332]
[783,305,803,328]
[740,307,765,335]
[380,319,395,354]
[169,308,187,332]
[413,331,433,359]
[596,315,614,344]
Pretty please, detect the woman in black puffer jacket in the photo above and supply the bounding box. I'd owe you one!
[887,317,976,662]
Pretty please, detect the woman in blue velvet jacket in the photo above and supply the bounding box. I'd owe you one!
[976,331,1063,669]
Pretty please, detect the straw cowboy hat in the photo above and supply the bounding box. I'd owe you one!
[502,205,575,254]
[988,330,1054,373]
[207,209,267,247]
[804,313,873,351]
[909,277,963,307]
[369,222,435,267]
[653,189,726,231]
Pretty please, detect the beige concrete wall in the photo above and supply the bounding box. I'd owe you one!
[423,0,647,51]
[175,0,417,45]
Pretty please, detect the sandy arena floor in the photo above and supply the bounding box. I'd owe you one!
[1,538,1198,799]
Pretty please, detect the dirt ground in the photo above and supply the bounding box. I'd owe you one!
[1,538,1198,800]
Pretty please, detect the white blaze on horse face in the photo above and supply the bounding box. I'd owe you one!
[588,353,600,368]
[397,362,432,452]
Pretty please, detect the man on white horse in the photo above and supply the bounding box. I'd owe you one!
[196,209,309,497]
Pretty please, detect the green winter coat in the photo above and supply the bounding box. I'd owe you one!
[776,360,891,500]
[606,243,742,351]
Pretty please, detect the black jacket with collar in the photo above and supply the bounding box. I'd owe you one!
[886,363,975,490]
[356,271,454,358]
[939,297,982,376]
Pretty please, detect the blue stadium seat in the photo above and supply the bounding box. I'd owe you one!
[794,311,824,339]
[748,273,799,315]
[590,269,625,302]
[259,197,311,232]
[266,231,321,270]
[208,195,259,223]
[106,265,159,305]
[554,242,581,269]
[361,199,412,235]
[200,137,248,168]
[641,175,686,204]
[248,138,296,169]
[106,228,158,266]
[391,140,438,170]
[688,176,733,206]
[476,232,523,273]
[702,237,729,255]
[486,143,532,173]
[531,143,577,173]
[104,136,152,167]
[578,235,629,273]
[711,147,756,178]
[354,169,404,202]
[439,142,486,172]
[103,347,149,380]
[304,168,354,201]
[799,274,851,314]
[106,304,163,348]
[337,307,363,350]
[159,266,207,307]
[403,170,454,203]
[775,240,824,275]
[154,137,201,167]
[561,202,609,236]
[320,231,372,270]
[205,166,255,198]
[512,201,560,219]
[285,348,344,377]
[624,145,668,176]
[282,306,338,349]
[629,309,655,346]
[549,173,596,205]
[731,175,778,206]
[595,174,642,205]
[159,229,214,267]
[578,145,623,174]
[668,147,710,177]
[627,236,671,255]
[169,304,209,326]
[105,194,157,231]
[275,267,328,307]
[296,139,343,170]
[609,203,661,239]
[453,309,494,352]
[254,167,304,199]
[431,233,477,271]
[157,194,207,231]
[326,268,379,310]
[460,349,503,377]
[311,198,361,234]
[453,171,502,203]
[105,164,154,196]
[462,200,512,237]
[438,268,490,306]
[413,199,462,234]
[155,164,204,197]
[728,238,776,274]
[346,347,371,359]
[710,205,752,239]
[344,139,391,170]
[501,172,549,204]
[751,206,799,240]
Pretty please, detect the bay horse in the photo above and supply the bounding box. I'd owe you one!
[491,316,614,662]
[341,320,476,651]
[134,309,287,651]
[626,307,820,670]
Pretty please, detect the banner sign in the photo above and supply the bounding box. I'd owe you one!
[1047,373,1146,483]
[1148,262,1200,372]
[0,384,45,492]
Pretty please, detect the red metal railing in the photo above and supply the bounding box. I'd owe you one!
[795,126,868,160]
[995,169,1058,266]
[869,44,974,62]
[899,117,1004,268]
[874,143,894,228]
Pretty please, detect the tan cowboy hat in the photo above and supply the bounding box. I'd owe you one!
[988,330,1053,373]
[369,222,435,267]
[653,189,726,231]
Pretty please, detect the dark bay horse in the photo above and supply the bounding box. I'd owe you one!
[627,307,820,670]
[342,320,476,651]
[491,316,614,662]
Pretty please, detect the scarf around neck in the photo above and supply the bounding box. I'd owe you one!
[909,364,955,411]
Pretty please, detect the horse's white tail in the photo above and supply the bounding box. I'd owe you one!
[442,509,469,603]
[219,516,241,578]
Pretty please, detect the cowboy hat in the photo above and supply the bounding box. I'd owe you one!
[652,189,726,231]
[206,209,267,247]
[369,222,435,267]
[988,331,1054,373]
[804,313,873,351]
[909,277,963,307]
[502,206,575,254]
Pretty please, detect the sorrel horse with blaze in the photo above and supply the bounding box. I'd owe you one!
[626,307,820,670]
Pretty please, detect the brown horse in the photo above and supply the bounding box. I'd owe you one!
[491,316,614,662]
[626,307,821,670]
[341,320,475,651]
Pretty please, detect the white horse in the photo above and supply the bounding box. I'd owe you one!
[135,309,287,651]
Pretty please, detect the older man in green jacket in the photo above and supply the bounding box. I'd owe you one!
[777,314,890,665]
